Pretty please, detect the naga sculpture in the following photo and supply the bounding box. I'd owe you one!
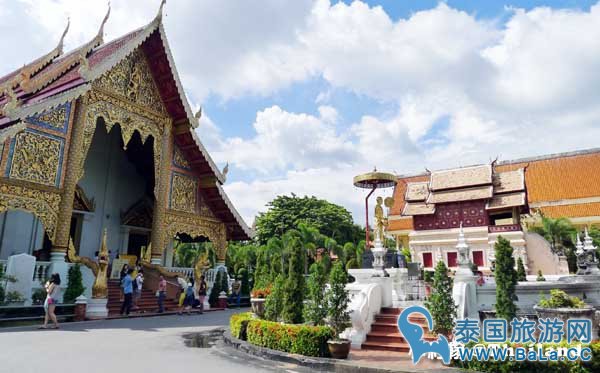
[194,251,211,286]
[67,228,109,299]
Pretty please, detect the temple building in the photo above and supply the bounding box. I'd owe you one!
[0,4,251,279]
[387,147,600,275]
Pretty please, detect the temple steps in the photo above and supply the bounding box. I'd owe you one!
[106,280,179,315]
[362,306,433,353]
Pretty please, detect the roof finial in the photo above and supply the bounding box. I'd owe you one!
[57,18,70,54]
[97,2,111,44]
[156,0,166,20]
[194,106,202,120]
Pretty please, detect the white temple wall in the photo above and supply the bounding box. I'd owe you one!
[78,126,148,259]
[0,210,45,260]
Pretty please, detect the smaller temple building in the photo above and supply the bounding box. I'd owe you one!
[387,148,600,275]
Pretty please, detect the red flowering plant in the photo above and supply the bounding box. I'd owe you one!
[251,287,272,299]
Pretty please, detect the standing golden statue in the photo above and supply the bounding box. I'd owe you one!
[194,251,211,286]
[67,228,110,298]
[374,196,395,241]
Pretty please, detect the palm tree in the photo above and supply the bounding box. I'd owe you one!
[298,222,319,274]
[530,217,575,254]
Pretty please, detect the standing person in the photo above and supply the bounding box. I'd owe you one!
[133,270,144,309]
[119,263,129,301]
[39,273,61,329]
[179,279,195,315]
[176,275,187,308]
[120,268,134,316]
[231,277,241,308]
[197,275,207,314]
[157,275,167,313]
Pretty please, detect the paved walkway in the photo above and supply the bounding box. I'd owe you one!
[0,309,312,373]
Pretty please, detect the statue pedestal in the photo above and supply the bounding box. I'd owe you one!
[86,298,108,319]
[453,273,478,320]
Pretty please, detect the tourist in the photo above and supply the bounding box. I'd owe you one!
[157,275,167,313]
[197,275,207,314]
[133,270,144,308]
[476,271,485,286]
[120,268,134,316]
[119,263,129,301]
[231,276,241,308]
[179,279,195,315]
[176,275,187,307]
[39,273,61,329]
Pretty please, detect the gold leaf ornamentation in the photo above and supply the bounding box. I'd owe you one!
[170,172,198,214]
[9,131,62,187]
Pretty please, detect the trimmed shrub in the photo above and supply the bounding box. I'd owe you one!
[209,270,223,307]
[326,262,351,339]
[304,261,328,325]
[264,274,285,321]
[538,289,586,309]
[238,267,250,296]
[253,248,270,290]
[31,288,46,305]
[537,269,546,281]
[246,319,334,357]
[64,264,85,304]
[230,312,254,340]
[494,236,518,320]
[516,257,527,281]
[282,237,305,324]
[424,260,456,335]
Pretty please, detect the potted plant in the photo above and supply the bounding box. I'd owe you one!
[423,270,434,297]
[326,262,352,359]
[534,289,595,334]
[250,287,270,318]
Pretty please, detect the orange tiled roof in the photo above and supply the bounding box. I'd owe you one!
[537,202,600,219]
[389,175,429,215]
[388,218,414,231]
[496,150,600,203]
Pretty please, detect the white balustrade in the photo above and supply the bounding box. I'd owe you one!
[32,261,51,286]
[163,266,194,279]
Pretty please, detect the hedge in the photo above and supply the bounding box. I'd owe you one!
[246,319,334,357]
[453,340,600,373]
[230,312,254,340]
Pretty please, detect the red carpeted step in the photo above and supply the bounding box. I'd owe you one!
[361,341,411,352]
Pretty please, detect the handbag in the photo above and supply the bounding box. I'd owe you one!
[155,290,160,297]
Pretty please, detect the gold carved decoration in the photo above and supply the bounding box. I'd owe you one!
[73,184,95,212]
[67,228,109,299]
[0,181,60,240]
[164,210,228,262]
[29,104,69,132]
[198,193,216,218]
[77,90,166,191]
[121,197,153,229]
[9,130,62,187]
[170,172,198,214]
[93,49,167,116]
[173,145,190,169]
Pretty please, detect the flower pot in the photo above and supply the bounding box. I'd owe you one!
[250,298,266,318]
[534,305,597,336]
[327,339,351,359]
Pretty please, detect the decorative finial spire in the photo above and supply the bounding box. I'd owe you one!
[222,162,229,182]
[456,222,467,249]
[194,106,202,120]
[156,0,166,20]
[97,2,111,44]
[576,233,584,256]
[57,18,70,54]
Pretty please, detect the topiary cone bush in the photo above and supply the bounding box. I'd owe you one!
[326,262,351,340]
[517,257,527,282]
[424,260,456,336]
[282,237,305,324]
[238,267,250,296]
[264,274,285,321]
[494,236,518,320]
[304,261,328,325]
[64,264,85,304]
[209,270,222,307]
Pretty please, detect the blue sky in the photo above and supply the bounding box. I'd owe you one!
[2,0,600,225]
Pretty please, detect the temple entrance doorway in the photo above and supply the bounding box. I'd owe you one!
[78,119,156,260]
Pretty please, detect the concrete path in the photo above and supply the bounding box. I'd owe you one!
[0,309,312,373]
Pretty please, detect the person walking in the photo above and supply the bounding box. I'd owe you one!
[157,275,167,313]
[133,270,144,309]
[176,275,187,308]
[179,279,195,315]
[120,268,134,316]
[197,275,207,314]
[119,263,129,301]
[231,276,241,308]
[39,273,61,329]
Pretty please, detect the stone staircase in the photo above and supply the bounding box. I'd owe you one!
[361,307,437,352]
[107,279,179,316]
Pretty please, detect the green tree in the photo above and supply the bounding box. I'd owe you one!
[326,262,351,339]
[304,262,328,325]
[530,217,575,254]
[209,270,223,307]
[264,274,285,321]
[254,194,358,244]
[220,269,230,296]
[298,222,319,274]
[63,264,85,304]
[494,236,518,320]
[281,237,305,324]
[253,247,270,290]
[424,260,456,335]
[238,267,250,296]
[516,257,527,281]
